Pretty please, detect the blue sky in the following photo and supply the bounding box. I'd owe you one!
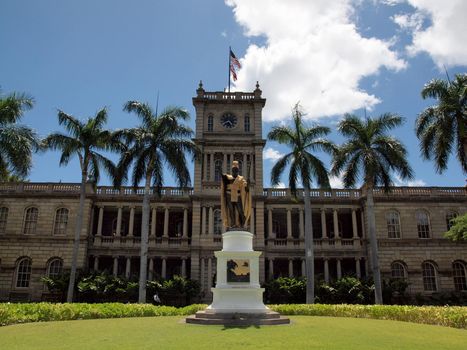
[1,0,466,188]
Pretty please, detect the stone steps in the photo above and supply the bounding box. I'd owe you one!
[185,311,290,326]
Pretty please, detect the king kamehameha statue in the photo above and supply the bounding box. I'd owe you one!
[221,161,252,230]
[186,161,289,325]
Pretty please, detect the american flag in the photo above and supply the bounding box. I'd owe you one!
[230,49,241,81]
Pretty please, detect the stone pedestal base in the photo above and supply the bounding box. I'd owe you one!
[207,287,268,313]
[186,310,290,326]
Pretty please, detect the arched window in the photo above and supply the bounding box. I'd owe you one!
[214,159,223,182]
[391,261,407,279]
[386,211,401,238]
[23,207,38,234]
[47,258,64,278]
[15,257,32,288]
[453,261,467,291]
[416,210,430,238]
[207,114,213,132]
[446,211,458,231]
[53,208,69,235]
[214,209,222,235]
[0,207,8,234]
[422,261,437,291]
[244,114,250,132]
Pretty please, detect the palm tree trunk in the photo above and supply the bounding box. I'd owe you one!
[138,173,151,303]
[303,186,315,304]
[66,171,87,302]
[366,187,383,304]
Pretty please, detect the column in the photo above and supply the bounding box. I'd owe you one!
[268,258,274,280]
[183,208,188,238]
[93,256,99,271]
[151,207,157,236]
[112,256,118,276]
[324,259,329,284]
[161,258,167,279]
[163,208,169,237]
[286,209,292,239]
[210,153,215,181]
[243,153,247,175]
[200,258,205,292]
[223,153,227,173]
[321,208,327,238]
[299,209,304,239]
[148,258,154,280]
[288,259,294,277]
[361,210,366,238]
[333,209,339,238]
[201,207,207,235]
[116,206,123,236]
[268,209,273,238]
[97,206,104,235]
[181,258,187,278]
[208,207,214,235]
[207,257,213,288]
[250,207,255,235]
[352,209,358,238]
[337,259,342,279]
[356,258,361,279]
[203,153,208,181]
[128,206,135,236]
[125,257,131,278]
[301,259,306,277]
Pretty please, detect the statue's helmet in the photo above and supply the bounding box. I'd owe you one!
[232,161,239,169]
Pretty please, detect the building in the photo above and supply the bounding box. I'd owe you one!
[0,83,466,302]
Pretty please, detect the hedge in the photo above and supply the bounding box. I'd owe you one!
[1,303,466,329]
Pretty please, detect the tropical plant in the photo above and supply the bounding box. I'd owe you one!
[444,213,467,241]
[416,73,467,173]
[0,91,39,180]
[115,102,197,303]
[332,113,413,304]
[267,103,335,303]
[42,108,120,302]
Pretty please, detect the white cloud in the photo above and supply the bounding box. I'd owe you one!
[329,175,345,189]
[263,147,284,161]
[392,0,467,68]
[273,182,286,188]
[394,174,426,187]
[221,31,227,37]
[225,0,406,121]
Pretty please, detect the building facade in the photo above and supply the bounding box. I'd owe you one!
[0,84,466,302]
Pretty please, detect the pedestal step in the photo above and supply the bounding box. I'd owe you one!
[185,311,290,326]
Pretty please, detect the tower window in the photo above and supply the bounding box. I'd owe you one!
[207,115,213,132]
[244,114,250,132]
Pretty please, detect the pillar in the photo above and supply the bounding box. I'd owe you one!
[97,206,104,235]
[286,209,292,239]
[288,259,294,277]
[203,153,208,181]
[200,258,205,291]
[151,207,156,236]
[321,208,327,238]
[337,259,342,279]
[112,256,118,276]
[243,153,247,175]
[301,259,306,277]
[299,209,304,238]
[208,207,214,235]
[161,257,167,279]
[183,208,188,237]
[361,210,366,238]
[116,206,123,236]
[223,153,227,173]
[163,208,169,237]
[268,258,274,280]
[324,259,329,284]
[201,206,207,235]
[210,153,215,180]
[93,256,99,271]
[181,258,187,278]
[148,258,154,280]
[268,209,273,238]
[125,257,131,278]
[250,207,255,235]
[128,206,135,236]
[352,209,358,238]
[207,257,213,288]
[356,258,361,279]
[333,209,339,238]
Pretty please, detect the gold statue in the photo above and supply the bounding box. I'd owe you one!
[221,161,251,229]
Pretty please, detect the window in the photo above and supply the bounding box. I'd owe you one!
[0,207,8,234]
[16,258,32,288]
[386,211,401,238]
[446,211,458,231]
[422,261,437,291]
[244,114,250,132]
[453,261,467,291]
[214,209,222,235]
[47,258,63,278]
[53,208,69,235]
[391,261,406,279]
[23,207,38,234]
[416,210,430,238]
[214,159,223,182]
[207,114,213,132]
[111,218,127,236]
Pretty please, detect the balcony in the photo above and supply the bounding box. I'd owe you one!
[265,238,364,250]
[91,235,190,248]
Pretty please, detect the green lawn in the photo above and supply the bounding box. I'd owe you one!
[1,316,465,350]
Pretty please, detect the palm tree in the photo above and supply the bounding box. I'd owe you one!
[116,101,197,303]
[416,73,467,173]
[267,104,335,303]
[332,113,413,304]
[0,91,39,180]
[42,108,119,302]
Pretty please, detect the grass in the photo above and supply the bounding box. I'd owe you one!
[0,316,466,350]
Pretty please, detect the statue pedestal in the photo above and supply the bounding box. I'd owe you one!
[186,231,289,325]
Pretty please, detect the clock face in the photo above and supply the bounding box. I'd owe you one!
[221,112,237,129]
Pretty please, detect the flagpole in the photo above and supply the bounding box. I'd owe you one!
[228,46,231,93]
